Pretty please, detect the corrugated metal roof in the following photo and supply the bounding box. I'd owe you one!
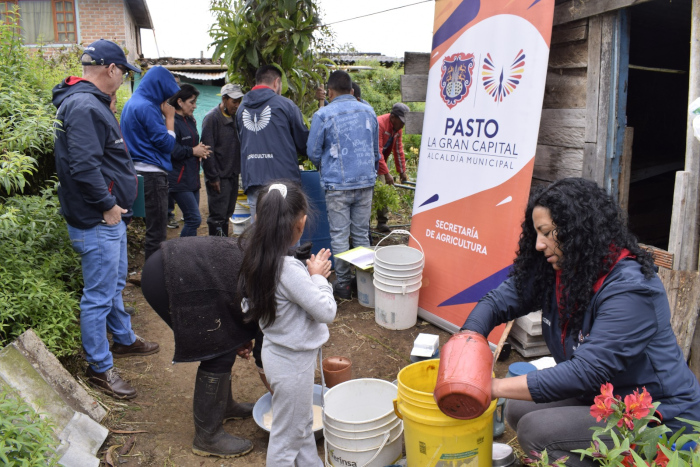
[170,71,228,81]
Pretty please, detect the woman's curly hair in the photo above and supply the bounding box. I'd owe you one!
[511,178,655,333]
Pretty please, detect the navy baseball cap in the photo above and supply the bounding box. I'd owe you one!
[81,39,140,73]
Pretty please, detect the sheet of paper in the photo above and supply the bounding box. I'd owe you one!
[334,246,375,270]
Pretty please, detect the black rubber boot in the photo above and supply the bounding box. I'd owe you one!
[223,391,254,424]
[192,370,253,458]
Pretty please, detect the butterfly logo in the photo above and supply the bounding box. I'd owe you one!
[482,50,525,103]
[242,106,271,133]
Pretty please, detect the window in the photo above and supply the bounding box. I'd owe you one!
[53,1,74,43]
[0,2,18,25]
[0,0,76,44]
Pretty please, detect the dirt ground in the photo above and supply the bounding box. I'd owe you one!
[95,184,522,466]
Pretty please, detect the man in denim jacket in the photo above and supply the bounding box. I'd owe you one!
[307,71,380,299]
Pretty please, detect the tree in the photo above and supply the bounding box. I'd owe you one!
[209,0,334,121]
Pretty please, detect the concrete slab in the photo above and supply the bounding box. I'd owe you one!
[13,329,106,422]
[515,310,542,335]
[510,322,547,347]
[509,337,551,358]
[0,330,108,466]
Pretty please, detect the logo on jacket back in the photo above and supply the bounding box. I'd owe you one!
[242,106,271,133]
[440,53,475,109]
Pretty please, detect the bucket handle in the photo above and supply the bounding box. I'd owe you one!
[375,229,424,258]
[229,216,251,225]
[392,399,403,420]
[325,431,391,467]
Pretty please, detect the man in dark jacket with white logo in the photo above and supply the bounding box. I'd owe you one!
[52,39,159,400]
[236,65,309,221]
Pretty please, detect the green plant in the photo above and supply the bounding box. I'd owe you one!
[0,185,82,357]
[0,387,59,466]
[541,383,700,466]
[524,449,568,466]
[0,8,82,196]
[371,177,401,223]
[209,0,334,122]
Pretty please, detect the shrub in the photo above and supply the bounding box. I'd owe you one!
[0,185,82,357]
[0,387,59,466]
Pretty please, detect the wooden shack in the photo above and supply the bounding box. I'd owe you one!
[401,0,699,375]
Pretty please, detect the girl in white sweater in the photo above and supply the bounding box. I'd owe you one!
[239,180,336,466]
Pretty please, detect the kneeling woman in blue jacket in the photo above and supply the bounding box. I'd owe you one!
[168,84,210,236]
[462,177,700,466]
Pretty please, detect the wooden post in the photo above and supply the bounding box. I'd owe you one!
[618,127,634,212]
[669,0,700,271]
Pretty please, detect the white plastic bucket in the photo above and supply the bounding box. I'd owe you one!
[356,269,375,308]
[324,411,401,440]
[372,230,424,330]
[374,286,421,330]
[374,244,424,271]
[373,261,424,278]
[325,426,403,467]
[229,201,251,235]
[323,379,402,467]
[324,417,402,450]
[373,272,422,289]
[323,379,399,432]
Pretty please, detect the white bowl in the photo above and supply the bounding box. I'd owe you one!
[252,384,327,440]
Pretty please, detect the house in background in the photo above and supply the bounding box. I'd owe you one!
[0,0,152,63]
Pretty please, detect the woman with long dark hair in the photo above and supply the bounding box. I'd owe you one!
[462,178,700,466]
[167,84,210,236]
[239,180,336,467]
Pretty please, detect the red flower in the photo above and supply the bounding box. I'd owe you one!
[590,383,617,422]
[617,413,636,430]
[624,387,654,420]
[653,445,669,467]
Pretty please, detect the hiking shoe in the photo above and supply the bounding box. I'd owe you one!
[333,281,352,300]
[86,366,136,399]
[111,335,160,358]
[375,224,391,233]
[167,217,179,229]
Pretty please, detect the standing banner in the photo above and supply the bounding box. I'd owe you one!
[410,0,555,341]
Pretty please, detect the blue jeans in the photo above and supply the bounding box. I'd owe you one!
[325,187,373,285]
[246,186,260,225]
[171,190,201,237]
[67,221,135,373]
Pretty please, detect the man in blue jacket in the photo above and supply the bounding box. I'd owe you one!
[121,66,180,259]
[53,39,159,400]
[307,71,380,299]
[236,65,309,221]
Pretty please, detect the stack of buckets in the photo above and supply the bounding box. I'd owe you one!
[229,190,251,235]
[323,379,404,467]
[373,230,424,330]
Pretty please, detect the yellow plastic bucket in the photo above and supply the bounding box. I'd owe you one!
[393,359,496,467]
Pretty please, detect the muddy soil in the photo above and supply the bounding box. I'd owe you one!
[97,183,521,466]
